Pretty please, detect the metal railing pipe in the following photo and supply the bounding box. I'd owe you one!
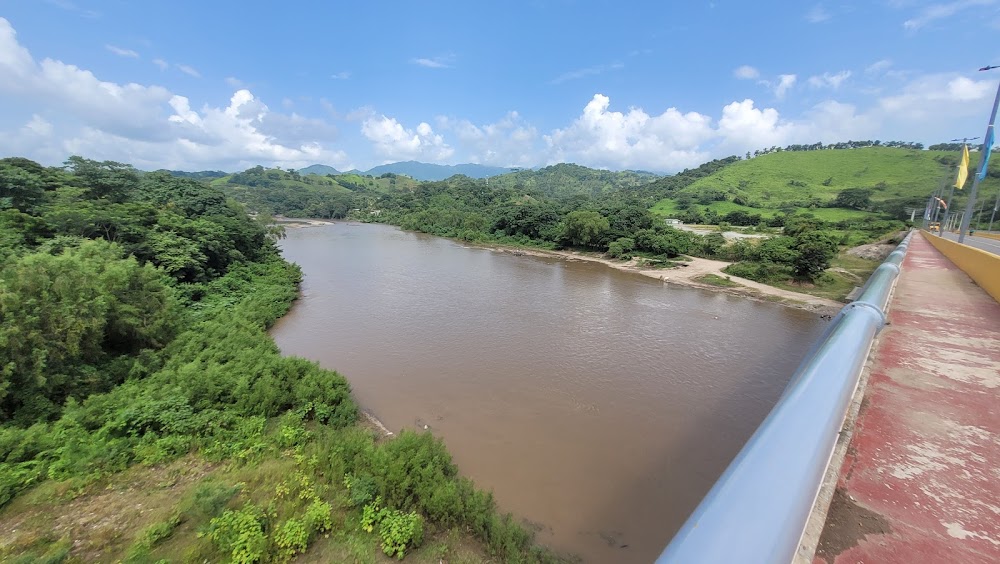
[656,231,913,564]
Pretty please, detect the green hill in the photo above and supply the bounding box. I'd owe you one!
[298,164,341,176]
[487,163,660,198]
[213,167,422,218]
[651,147,997,223]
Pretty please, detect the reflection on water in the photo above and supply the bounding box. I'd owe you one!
[270,223,827,563]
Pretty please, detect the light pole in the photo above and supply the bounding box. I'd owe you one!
[959,65,1000,242]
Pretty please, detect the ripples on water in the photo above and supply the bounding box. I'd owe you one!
[270,223,828,563]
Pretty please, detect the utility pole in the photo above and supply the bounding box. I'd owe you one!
[959,65,1000,243]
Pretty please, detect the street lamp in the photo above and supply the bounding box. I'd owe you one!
[958,66,1000,242]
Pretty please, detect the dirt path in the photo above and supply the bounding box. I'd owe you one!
[487,246,843,315]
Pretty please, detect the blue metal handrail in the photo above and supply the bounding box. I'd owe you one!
[656,231,913,564]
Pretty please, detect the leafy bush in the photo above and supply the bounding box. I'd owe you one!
[606,237,635,258]
[273,518,309,560]
[379,509,424,559]
[303,497,333,534]
[205,503,268,564]
[723,261,791,283]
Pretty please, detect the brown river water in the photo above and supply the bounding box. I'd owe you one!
[270,222,828,563]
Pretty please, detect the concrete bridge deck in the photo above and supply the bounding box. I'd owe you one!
[814,233,1000,563]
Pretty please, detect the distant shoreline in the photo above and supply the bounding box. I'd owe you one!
[472,243,842,316]
[274,218,336,228]
[280,218,842,316]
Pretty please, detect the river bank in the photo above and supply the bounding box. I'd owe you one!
[478,244,843,316]
[281,219,843,315]
[271,223,831,562]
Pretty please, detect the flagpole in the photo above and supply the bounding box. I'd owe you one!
[941,139,973,235]
[988,188,999,232]
[959,66,1000,243]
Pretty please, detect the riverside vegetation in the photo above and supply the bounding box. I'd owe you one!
[0,157,564,562]
[215,144,998,301]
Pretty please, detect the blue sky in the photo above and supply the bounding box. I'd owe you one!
[2,0,1000,172]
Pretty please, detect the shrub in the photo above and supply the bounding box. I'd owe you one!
[204,503,267,564]
[379,509,424,559]
[606,237,635,258]
[303,497,333,534]
[273,518,309,560]
[723,261,790,283]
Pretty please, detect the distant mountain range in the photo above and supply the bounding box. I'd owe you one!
[298,161,516,181]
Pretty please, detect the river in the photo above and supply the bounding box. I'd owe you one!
[270,222,828,563]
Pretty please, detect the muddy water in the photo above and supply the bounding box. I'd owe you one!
[270,223,828,563]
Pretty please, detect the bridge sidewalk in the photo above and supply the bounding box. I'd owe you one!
[814,233,1000,563]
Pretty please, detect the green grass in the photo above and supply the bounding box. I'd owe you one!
[651,147,969,220]
[696,273,739,287]
[683,147,950,202]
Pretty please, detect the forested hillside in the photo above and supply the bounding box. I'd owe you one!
[182,144,996,301]
[0,156,562,563]
[216,166,421,219]
[478,163,659,197]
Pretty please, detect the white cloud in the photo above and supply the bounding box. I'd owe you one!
[437,111,539,167]
[808,70,852,89]
[152,58,168,70]
[716,100,793,150]
[550,62,625,84]
[225,76,244,88]
[774,74,797,99]
[543,94,715,170]
[176,64,200,78]
[24,114,53,136]
[105,44,139,58]
[411,55,455,69]
[880,74,993,113]
[866,59,893,75]
[903,0,995,30]
[331,71,351,80]
[734,65,760,80]
[361,115,454,162]
[0,18,351,171]
[806,4,831,22]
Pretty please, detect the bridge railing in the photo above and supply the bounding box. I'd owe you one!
[656,231,914,564]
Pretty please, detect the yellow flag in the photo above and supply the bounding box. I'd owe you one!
[955,144,970,189]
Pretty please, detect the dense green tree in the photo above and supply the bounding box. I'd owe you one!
[64,156,140,203]
[492,200,560,240]
[602,201,654,240]
[607,237,635,258]
[792,231,839,281]
[833,188,873,210]
[0,163,45,213]
[0,240,180,421]
[561,210,609,247]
